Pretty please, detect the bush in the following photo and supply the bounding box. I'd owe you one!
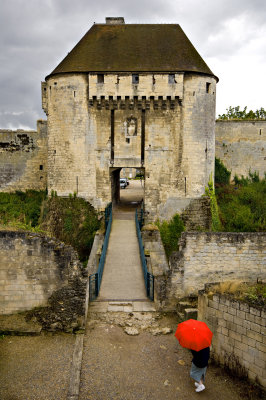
[40,196,100,262]
[215,157,231,185]
[216,174,266,232]
[205,174,222,231]
[156,214,185,259]
[0,190,47,228]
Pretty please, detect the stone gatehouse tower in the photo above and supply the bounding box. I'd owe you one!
[42,17,218,220]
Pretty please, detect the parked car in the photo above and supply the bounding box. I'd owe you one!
[120,178,127,189]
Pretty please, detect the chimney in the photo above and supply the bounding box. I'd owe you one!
[105,17,125,25]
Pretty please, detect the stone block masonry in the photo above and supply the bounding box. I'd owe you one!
[0,231,87,332]
[198,287,266,388]
[169,232,266,301]
[216,120,266,179]
[0,120,47,192]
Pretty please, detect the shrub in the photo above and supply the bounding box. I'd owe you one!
[40,196,100,262]
[216,174,266,232]
[215,157,231,185]
[0,190,47,228]
[156,214,185,259]
[205,174,222,231]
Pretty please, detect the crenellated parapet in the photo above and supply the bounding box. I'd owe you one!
[88,73,184,101]
[88,96,181,110]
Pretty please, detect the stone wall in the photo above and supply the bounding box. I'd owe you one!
[216,120,266,179]
[0,120,47,192]
[198,287,266,388]
[44,72,216,221]
[0,231,87,332]
[169,232,266,301]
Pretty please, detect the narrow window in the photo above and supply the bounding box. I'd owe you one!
[126,138,130,144]
[97,74,104,84]
[39,165,43,170]
[132,74,139,84]
[168,74,175,84]
[206,82,211,93]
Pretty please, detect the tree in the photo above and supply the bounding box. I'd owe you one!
[218,106,266,120]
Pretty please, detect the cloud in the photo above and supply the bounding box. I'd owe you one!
[0,0,265,128]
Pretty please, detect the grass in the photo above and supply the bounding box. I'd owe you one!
[0,190,100,263]
[208,281,266,307]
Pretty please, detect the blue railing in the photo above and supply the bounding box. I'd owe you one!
[89,203,112,301]
[135,209,154,301]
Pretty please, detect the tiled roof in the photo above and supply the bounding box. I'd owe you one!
[47,24,216,78]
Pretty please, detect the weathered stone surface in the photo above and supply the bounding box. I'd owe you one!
[124,327,139,335]
[198,285,266,388]
[216,120,266,179]
[0,231,87,332]
[0,120,47,192]
[169,232,266,300]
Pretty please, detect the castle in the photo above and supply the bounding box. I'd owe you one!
[41,17,217,220]
[1,18,265,221]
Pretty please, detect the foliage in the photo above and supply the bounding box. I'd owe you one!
[242,283,266,307]
[216,173,266,232]
[40,196,100,262]
[205,174,222,231]
[215,157,231,185]
[218,106,266,120]
[0,190,100,263]
[0,190,47,228]
[210,281,266,308]
[156,214,185,259]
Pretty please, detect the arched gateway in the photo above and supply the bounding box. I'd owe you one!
[42,17,218,221]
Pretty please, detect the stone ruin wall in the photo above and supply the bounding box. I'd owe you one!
[0,120,47,192]
[168,232,266,302]
[198,287,266,388]
[215,120,266,179]
[0,231,87,332]
[141,230,265,310]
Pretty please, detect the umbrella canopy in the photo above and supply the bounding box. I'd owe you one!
[175,319,213,351]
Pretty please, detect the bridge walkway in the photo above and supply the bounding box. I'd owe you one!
[89,180,155,312]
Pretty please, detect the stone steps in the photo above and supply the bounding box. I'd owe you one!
[89,300,156,313]
[177,299,198,321]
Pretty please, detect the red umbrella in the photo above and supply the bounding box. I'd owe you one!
[175,319,213,351]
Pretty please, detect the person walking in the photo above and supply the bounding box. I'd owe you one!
[175,319,213,393]
[190,346,210,392]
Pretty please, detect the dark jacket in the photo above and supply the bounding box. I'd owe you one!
[191,347,210,368]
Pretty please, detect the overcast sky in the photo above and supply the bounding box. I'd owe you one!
[0,0,265,129]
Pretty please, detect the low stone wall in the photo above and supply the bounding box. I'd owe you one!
[0,230,87,332]
[169,232,266,301]
[0,120,47,192]
[198,287,266,388]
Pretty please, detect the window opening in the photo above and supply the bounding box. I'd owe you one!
[168,74,175,84]
[126,138,130,144]
[132,74,139,84]
[97,74,104,84]
[206,82,211,93]
[39,165,43,170]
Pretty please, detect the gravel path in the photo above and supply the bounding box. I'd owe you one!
[79,314,251,400]
[0,334,75,400]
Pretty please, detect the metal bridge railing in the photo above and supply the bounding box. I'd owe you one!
[89,203,112,301]
[135,209,154,301]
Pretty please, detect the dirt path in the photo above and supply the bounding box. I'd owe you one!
[79,313,254,400]
[0,334,75,400]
